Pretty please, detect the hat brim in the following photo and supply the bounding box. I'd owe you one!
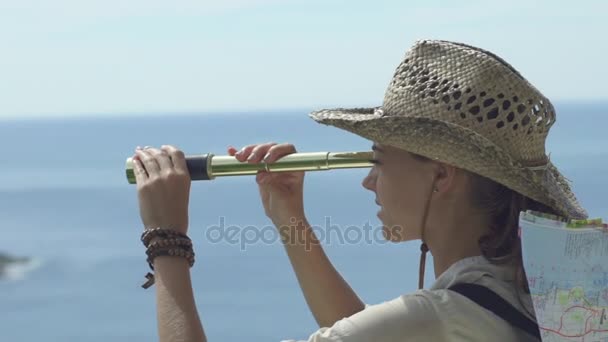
[310,107,587,220]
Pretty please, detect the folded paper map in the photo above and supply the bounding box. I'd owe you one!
[520,210,608,341]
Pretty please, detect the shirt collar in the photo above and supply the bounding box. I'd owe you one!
[430,255,516,290]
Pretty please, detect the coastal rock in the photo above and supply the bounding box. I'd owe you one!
[0,252,30,279]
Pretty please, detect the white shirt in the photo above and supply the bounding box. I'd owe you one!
[282,255,539,342]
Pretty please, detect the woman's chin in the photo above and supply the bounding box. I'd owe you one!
[382,224,405,242]
[378,212,415,242]
[382,224,416,242]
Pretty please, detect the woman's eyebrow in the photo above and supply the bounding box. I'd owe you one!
[371,144,384,153]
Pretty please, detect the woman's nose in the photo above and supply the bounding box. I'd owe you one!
[361,168,377,192]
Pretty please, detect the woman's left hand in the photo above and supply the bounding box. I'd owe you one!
[132,145,191,235]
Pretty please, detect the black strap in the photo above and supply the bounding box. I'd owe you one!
[448,283,541,340]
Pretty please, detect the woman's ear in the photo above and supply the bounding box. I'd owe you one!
[432,162,459,194]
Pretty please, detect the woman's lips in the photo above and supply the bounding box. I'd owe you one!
[375,200,382,217]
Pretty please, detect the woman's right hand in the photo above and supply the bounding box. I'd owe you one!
[228,142,305,226]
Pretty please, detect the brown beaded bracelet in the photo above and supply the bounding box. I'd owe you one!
[145,237,193,259]
[141,234,196,289]
[146,247,195,270]
[141,227,190,248]
[146,237,192,250]
[141,247,195,289]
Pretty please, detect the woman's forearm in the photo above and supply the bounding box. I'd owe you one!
[276,216,365,328]
[154,256,207,342]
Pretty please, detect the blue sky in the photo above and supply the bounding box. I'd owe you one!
[1,0,606,119]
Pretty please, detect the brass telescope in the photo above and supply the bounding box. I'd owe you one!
[125,151,374,184]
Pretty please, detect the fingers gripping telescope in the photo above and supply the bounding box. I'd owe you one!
[125,151,374,184]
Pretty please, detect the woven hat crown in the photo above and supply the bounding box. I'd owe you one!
[381,40,554,167]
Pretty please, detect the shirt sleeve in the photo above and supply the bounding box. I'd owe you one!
[280,292,447,342]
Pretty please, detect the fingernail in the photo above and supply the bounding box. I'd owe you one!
[263,153,270,162]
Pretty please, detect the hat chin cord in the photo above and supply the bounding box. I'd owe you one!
[418,181,438,290]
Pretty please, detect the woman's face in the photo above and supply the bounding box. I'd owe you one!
[362,142,438,242]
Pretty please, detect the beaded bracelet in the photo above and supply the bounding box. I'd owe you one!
[145,236,194,267]
[141,227,190,248]
[146,237,193,250]
[141,228,195,289]
[146,247,195,271]
[142,247,195,289]
[142,245,195,289]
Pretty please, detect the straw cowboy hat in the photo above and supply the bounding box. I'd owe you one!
[310,39,587,220]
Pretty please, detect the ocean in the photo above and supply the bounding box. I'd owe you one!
[0,104,606,341]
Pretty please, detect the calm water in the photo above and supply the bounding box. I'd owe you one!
[0,104,607,341]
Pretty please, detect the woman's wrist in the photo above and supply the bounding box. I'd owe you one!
[153,255,192,273]
[272,213,307,230]
[144,224,188,236]
[275,216,316,247]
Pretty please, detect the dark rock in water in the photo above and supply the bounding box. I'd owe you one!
[0,252,30,279]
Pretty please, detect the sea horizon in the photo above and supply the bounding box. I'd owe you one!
[1,103,606,341]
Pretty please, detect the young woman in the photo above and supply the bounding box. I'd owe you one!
[131,40,587,341]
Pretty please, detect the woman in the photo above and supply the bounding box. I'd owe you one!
[131,40,587,341]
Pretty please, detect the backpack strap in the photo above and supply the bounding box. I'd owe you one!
[448,283,541,340]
